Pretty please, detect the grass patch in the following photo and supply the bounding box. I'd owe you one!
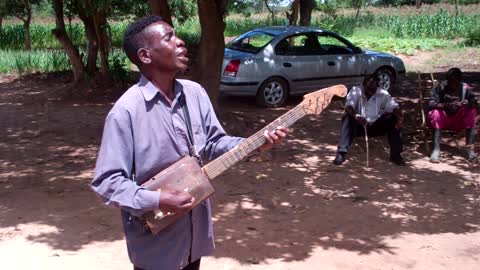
[1,10,477,50]
[347,28,450,55]
[0,8,478,74]
[0,49,131,74]
[0,49,71,73]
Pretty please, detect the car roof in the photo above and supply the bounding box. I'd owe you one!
[252,26,325,37]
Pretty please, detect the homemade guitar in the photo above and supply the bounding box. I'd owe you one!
[142,84,347,234]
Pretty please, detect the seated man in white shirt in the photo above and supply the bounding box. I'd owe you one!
[333,74,406,166]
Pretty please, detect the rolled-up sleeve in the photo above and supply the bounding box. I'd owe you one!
[91,109,160,217]
[345,86,360,110]
[384,94,399,113]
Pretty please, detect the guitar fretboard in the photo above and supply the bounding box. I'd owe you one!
[203,105,306,179]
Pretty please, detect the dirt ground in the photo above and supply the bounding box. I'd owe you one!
[1,50,479,270]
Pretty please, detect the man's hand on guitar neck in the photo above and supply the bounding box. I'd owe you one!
[158,189,195,215]
[258,126,289,153]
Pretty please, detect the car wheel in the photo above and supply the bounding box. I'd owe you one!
[256,77,288,107]
[376,68,395,92]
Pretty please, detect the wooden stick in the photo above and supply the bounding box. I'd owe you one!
[364,125,369,168]
[418,71,426,127]
[418,71,430,153]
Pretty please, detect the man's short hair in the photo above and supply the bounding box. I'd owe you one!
[446,67,462,81]
[363,73,379,86]
[123,15,164,65]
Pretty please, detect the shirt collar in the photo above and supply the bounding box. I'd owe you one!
[138,75,182,103]
[361,85,382,97]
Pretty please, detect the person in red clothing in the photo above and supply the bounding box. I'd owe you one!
[428,67,478,162]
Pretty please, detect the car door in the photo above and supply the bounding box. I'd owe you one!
[274,33,324,95]
[315,33,363,88]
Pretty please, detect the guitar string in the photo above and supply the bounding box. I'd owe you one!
[207,96,332,177]
[206,104,309,177]
[150,93,336,220]
[206,106,304,176]
[205,103,322,178]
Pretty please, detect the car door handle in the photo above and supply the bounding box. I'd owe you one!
[327,61,336,66]
[283,62,292,67]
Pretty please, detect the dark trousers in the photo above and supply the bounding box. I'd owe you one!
[134,259,201,270]
[337,113,403,158]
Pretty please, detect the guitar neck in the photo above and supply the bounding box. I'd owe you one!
[203,104,306,179]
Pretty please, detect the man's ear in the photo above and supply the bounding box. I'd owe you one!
[137,48,151,65]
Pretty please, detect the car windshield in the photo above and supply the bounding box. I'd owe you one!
[226,31,275,53]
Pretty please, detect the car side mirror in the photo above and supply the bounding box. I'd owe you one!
[353,46,362,54]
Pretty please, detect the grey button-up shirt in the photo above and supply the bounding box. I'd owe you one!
[91,76,243,269]
[345,85,399,124]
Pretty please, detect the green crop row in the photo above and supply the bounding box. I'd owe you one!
[0,10,477,50]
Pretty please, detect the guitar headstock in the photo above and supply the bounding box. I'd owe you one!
[300,85,347,115]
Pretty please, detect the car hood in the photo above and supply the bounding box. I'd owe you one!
[223,48,254,60]
[363,49,396,58]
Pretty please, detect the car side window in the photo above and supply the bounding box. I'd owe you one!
[275,34,321,56]
[316,34,353,55]
[226,31,275,53]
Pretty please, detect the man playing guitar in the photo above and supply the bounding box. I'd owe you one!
[91,15,287,270]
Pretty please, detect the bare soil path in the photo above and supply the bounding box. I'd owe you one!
[1,50,479,269]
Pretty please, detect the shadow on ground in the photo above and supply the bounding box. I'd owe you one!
[0,72,479,264]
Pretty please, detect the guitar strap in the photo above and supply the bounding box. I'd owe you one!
[180,90,204,167]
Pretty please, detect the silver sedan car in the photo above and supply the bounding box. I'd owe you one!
[220,26,406,107]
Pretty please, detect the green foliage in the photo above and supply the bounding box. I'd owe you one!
[224,16,270,36]
[313,12,376,36]
[0,23,87,49]
[2,5,480,74]
[316,2,338,18]
[170,0,197,24]
[0,49,70,73]
[110,0,150,20]
[32,0,53,18]
[372,0,411,7]
[0,0,43,20]
[227,0,259,16]
[464,27,480,46]
[175,18,201,45]
[109,50,130,81]
[109,22,129,47]
[349,0,365,10]
[348,35,450,55]
[384,9,480,39]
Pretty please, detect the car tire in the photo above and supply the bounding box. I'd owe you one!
[376,68,395,93]
[256,77,288,108]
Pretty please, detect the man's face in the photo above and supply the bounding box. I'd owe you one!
[365,77,377,93]
[138,21,189,73]
[447,76,461,89]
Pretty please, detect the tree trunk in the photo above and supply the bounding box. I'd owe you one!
[286,0,299,26]
[263,0,275,25]
[299,0,314,26]
[355,6,360,23]
[85,22,99,75]
[92,12,111,81]
[81,0,112,83]
[77,7,98,75]
[16,2,33,50]
[0,17,3,31]
[23,19,32,50]
[195,0,227,110]
[454,0,459,17]
[52,0,85,82]
[148,0,173,27]
[416,0,421,9]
